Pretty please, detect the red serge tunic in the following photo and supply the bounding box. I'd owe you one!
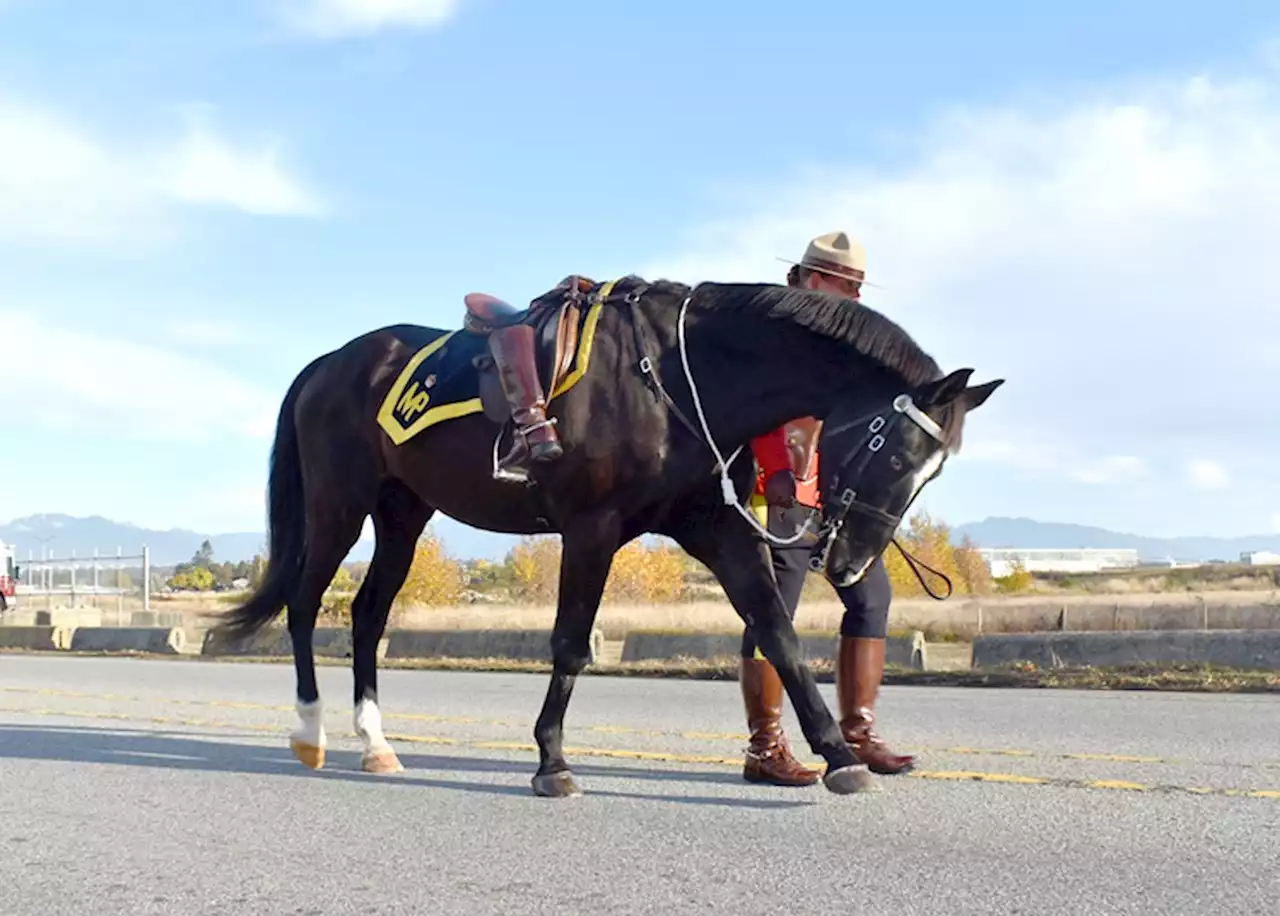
[749,417,823,523]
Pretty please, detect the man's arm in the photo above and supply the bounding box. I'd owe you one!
[751,427,797,507]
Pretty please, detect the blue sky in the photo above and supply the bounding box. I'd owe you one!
[4,0,1280,559]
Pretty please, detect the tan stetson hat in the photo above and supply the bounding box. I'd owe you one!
[776,230,882,288]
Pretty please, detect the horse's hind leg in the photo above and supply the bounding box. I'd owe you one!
[288,500,369,771]
[350,480,434,774]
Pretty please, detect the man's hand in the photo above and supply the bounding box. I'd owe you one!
[764,470,797,508]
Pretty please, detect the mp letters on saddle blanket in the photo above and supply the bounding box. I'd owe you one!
[376,298,606,446]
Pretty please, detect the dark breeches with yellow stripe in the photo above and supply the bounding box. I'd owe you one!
[740,503,892,658]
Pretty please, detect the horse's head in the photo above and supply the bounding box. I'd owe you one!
[809,368,1003,587]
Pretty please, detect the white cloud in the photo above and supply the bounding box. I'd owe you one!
[277,0,462,38]
[1073,455,1147,485]
[167,112,325,217]
[1187,459,1230,490]
[642,50,1280,492]
[0,309,278,441]
[0,96,325,248]
[963,440,1145,485]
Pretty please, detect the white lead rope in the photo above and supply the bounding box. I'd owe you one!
[674,295,818,547]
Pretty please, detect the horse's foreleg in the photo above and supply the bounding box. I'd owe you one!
[531,512,620,798]
[671,509,871,794]
[351,484,434,775]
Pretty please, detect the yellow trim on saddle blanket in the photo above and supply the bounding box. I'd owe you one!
[376,278,619,446]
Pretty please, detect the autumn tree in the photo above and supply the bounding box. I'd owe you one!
[505,536,688,604]
[329,567,355,592]
[952,534,995,596]
[508,536,561,604]
[602,540,686,604]
[393,529,466,609]
[319,565,359,625]
[877,510,996,598]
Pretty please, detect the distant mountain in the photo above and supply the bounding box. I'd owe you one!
[952,516,1280,563]
[0,513,522,565]
[0,514,267,567]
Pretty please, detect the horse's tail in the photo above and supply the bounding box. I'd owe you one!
[216,356,326,641]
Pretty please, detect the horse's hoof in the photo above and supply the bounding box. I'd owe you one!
[532,771,583,798]
[362,749,404,775]
[290,737,326,770]
[823,764,875,794]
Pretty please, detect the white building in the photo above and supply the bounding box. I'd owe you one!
[976,547,1141,578]
[1240,551,1280,566]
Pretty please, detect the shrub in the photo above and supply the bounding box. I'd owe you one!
[994,558,1035,594]
[168,567,215,591]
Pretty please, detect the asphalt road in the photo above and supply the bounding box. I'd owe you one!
[1,656,1278,916]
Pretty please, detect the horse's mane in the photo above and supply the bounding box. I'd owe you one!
[692,282,942,386]
[678,280,966,450]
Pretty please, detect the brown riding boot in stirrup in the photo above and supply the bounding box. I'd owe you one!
[836,636,915,775]
[739,657,820,787]
[486,323,563,477]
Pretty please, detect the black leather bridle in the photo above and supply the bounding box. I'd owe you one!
[807,393,956,600]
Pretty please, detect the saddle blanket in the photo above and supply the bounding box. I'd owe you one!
[376,299,605,446]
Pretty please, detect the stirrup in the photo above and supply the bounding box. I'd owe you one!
[491,433,529,484]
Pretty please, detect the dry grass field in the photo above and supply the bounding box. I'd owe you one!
[83,585,1277,643]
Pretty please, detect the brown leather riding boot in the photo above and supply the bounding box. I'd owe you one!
[486,324,563,474]
[740,657,820,787]
[836,636,915,775]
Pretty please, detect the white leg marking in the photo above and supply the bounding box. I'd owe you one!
[354,698,391,755]
[293,698,326,748]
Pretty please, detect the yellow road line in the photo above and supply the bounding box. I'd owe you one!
[4,687,1279,775]
[3,703,1278,802]
[916,770,1049,785]
[1085,780,1150,791]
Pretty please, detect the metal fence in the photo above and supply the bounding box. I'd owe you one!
[12,546,152,615]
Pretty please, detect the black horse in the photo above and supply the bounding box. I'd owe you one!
[216,275,1002,797]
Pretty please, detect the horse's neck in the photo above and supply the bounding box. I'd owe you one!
[678,311,870,448]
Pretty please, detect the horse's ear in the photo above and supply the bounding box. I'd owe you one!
[960,379,1004,412]
[917,368,974,407]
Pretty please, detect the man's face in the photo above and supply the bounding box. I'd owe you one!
[805,269,862,302]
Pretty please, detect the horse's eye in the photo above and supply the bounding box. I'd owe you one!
[890,455,903,471]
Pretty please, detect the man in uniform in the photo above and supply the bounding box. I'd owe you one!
[737,230,915,787]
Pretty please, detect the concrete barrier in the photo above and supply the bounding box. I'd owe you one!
[69,627,186,655]
[128,611,187,628]
[891,598,1280,637]
[200,627,352,657]
[0,625,76,651]
[383,628,605,664]
[35,607,104,628]
[620,629,926,670]
[972,629,1280,671]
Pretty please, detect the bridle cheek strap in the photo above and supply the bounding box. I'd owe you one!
[807,394,955,600]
